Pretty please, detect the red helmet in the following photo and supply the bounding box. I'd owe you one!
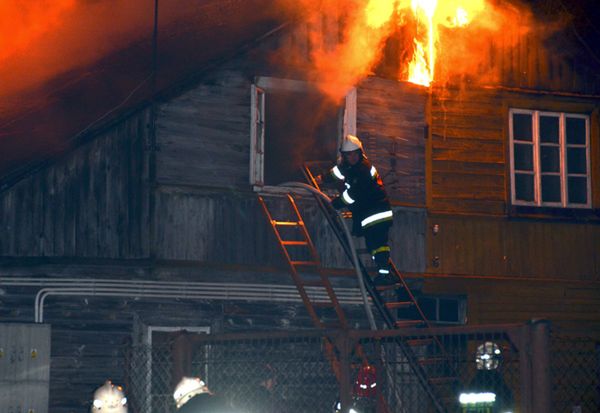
[353,365,377,398]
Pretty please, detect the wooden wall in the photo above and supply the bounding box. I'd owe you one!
[156,71,252,189]
[428,87,600,215]
[424,276,600,334]
[0,110,151,259]
[154,190,426,273]
[426,214,600,280]
[357,77,427,206]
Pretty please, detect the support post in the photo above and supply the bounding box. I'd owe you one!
[530,319,551,413]
[335,331,354,413]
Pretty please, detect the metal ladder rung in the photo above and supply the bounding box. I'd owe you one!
[282,240,309,246]
[291,261,319,267]
[384,301,414,309]
[406,338,435,347]
[395,320,425,328]
[273,220,301,226]
[376,283,403,292]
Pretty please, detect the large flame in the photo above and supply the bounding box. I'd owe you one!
[291,0,523,99]
[407,0,487,86]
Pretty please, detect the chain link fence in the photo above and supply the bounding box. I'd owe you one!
[124,326,530,413]
[551,333,600,413]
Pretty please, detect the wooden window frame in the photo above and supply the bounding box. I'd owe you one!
[250,76,356,193]
[509,108,592,209]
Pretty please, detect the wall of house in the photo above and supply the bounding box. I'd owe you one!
[426,214,600,280]
[423,276,600,334]
[0,110,151,259]
[357,77,427,206]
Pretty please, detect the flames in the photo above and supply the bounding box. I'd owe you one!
[292,0,523,99]
[407,0,487,86]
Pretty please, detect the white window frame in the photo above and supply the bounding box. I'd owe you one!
[509,108,591,208]
[250,76,356,192]
[143,326,211,413]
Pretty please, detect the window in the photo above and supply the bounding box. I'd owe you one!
[417,295,466,324]
[250,77,356,189]
[509,109,591,208]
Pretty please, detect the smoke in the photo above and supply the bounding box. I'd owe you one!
[0,0,206,100]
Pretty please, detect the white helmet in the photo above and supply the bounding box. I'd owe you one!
[173,376,210,409]
[340,134,363,153]
[91,381,128,413]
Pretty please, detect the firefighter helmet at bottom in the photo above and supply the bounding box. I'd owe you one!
[173,376,211,409]
[91,380,128,413]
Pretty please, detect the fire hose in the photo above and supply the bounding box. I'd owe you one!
[280,182,377,331]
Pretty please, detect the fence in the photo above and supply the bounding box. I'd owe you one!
[124,322,599,413]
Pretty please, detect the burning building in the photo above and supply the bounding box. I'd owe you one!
[0,0,599,412]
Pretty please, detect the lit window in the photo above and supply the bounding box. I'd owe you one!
[250,77,356,189]
[509,109,591,208]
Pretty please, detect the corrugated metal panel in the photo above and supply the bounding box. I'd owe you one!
[0,323,50,413]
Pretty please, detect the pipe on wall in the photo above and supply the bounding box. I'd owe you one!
[0,278,367,323]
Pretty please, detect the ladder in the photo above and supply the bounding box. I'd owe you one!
[259,186,460,412]
[258,194,391,413]
[300,163,462,412]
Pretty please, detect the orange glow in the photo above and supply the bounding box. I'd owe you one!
[0,0,76,62]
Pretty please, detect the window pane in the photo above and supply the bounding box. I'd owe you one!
[568,177,588,204]
[439,299,459,323]
[514,143,533,171]
[513,113,532,141]
[417,297,436,320]
[567,148,587,174]
[566,117,586,145]
[515,173,534,202]
[541,175,561,203]
[540,146,559,173]
[539,115,559,143]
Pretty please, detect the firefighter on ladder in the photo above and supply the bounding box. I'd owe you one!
[316,134,396,286]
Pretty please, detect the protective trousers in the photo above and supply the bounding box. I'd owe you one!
[363,221,391,276]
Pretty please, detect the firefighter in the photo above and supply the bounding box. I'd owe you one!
[173,376,230,413]
[316,134,396,285]
[333,364,378,413]
[91,380,128,413]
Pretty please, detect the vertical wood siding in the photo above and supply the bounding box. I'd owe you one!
[155,191,426,273]
[427,214,600,281]
[156,71,252,188]
[0,110,150,258]
[357,77,427,206]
